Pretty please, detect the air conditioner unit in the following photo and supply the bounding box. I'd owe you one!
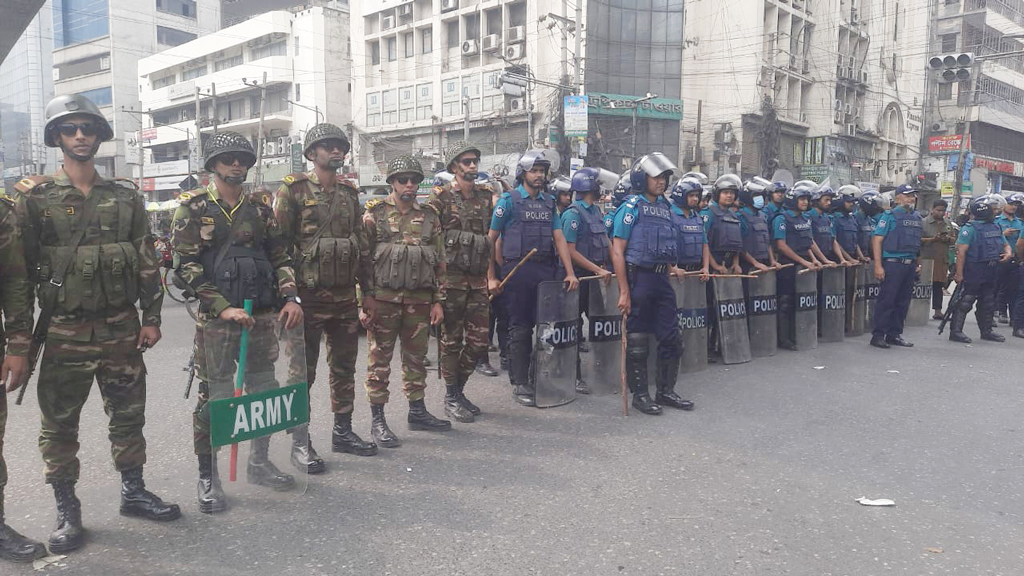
[509,97,525,111]
[860,70,868,83]
[800,112,808,122]
[834,111,843,123]
[793,0,804,10]
[930,122,947,133]
[505,44,524,60]
[482,34,501,53]
[846,123,856,136]
[382,15,395,30]
[507,25,526,45]
[834,99,843,111]
[789,54,797,68]
[848,56,855,67]
[397,3,412,17]
[844,104,852,115]
[441,0,458,13]
[462,39,479,56]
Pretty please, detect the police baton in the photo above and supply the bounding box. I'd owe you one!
[620,312,629,417]
[708,273,758,279]
[797,267,817,275]
[577,273,615,282]
[488,248,538,301]
[751,263,794,275]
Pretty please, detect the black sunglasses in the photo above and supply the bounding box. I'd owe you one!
[393,175,423,185]
[217,152,251,166]
[56,122,100,137]
[458,157,479,166]
[318,140,348,152]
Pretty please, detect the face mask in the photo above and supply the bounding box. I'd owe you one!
[752,196,765,209]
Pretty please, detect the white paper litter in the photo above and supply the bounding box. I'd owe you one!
[886,370,900,374]
[855,497,896,507]
[813,366,825,370]
[34,554,67,570]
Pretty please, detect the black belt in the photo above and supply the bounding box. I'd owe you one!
[628,263,669,274]
[883,258,915,265]
[678,263,702,272]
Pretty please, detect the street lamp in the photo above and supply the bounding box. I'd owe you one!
[615,93,658,158]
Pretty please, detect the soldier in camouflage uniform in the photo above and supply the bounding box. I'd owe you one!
[274,123,378,471]
[171,131,304,513]
[15,94,180,553]
[426,142,495,423]
[0,193,47,563]
[362,156,451,447]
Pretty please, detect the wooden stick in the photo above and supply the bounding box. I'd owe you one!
[578,273,615,282]
[797,267,817,275]
[709,273,757,279]
[751,263,795,275]
[620,312,629,417]
[488,248,538,301]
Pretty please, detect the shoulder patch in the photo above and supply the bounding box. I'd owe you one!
[364,198,384,211]
[283,173,308,185]
[182,190,209,204]
[261,194,272,206]
[0,192,13,207]
[626,195,639,207]
[178,192,193,202]
[14,175,54,195]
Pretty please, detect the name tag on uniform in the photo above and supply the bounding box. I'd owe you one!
[304,199,318,206]
[201,217,215,225]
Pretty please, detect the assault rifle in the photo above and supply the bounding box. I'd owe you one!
[937,283,965,335]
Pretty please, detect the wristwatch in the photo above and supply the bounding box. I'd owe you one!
[284,296,302,305]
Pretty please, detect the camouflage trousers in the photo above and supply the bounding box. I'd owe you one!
[38,333,148,483]
[192,312,281,455]
[365,300,431,404]
[303,299,360,414]
[0,374,7,488]
[440,287,490,383]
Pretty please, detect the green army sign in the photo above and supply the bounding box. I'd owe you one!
[209,383,310,447]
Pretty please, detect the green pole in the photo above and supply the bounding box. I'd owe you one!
[229,299,254,482]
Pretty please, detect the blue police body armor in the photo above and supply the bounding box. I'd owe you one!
[880,209,923,254]
[624,198,678,267]
[857,213,876,253]
[564,203,610,265]
[783,211,813,254]
[810,210,835,256]
[966,221,1004,263]
[707,203,743,253]
[833,212,860,256]
[738,208,771,261]
[501,192,555,260]
[673,209,705,265]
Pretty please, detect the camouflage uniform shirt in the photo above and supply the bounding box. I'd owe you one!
[426,178,494,290]
[363,195,446,304]
[0,194,32,357]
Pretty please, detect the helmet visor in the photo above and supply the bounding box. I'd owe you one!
[636,152,680,180]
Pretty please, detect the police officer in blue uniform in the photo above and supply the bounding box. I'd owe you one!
[610,153,683,415]
[560,168,613,395]
[737,178,780,272]
[703,175,746,275]
[856,191,886,260]
[668,178,711,279]
[604,172,632,237]
[831,185,866,263]
[772,181,824,349]
[489,150,579,406]
[764,181,789,223]
[949,195,1011,343]
[869,184,923,349]
[994,192,1024,324]
[807,187,845,267]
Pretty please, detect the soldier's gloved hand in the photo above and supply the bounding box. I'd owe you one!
[1,355,28,394]
[279,302,304,330]
[137,326,162,351]
[429,302,444,326]
[220,306,255,329]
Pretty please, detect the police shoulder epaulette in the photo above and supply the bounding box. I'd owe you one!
[0,192,14,207]
[364,198,384,211]
[282,173,308,185]
[625,195,640,207]
[14,175,54,195]
[180,190,208,205]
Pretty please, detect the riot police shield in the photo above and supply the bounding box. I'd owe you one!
[200,310,309,513]
[745,270,777,358]
[674,275,708,373]
[713,276,751,364]
[581,280,622,396]
[864,264,880,330]
[906,260,933,327]
[846,265,865,336]
[819,267,846,343]
[533,281,579,408]
[794,266,818,350]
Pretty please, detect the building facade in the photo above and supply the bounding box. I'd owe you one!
[138,6,351,199]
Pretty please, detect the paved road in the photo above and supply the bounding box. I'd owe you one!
[4,299,1023,575]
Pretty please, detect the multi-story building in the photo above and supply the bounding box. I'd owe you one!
[138,6,351,200]
[923,0,1024,203]
[51,0,220,179]
[0,1,57,192]
[220,0,349,27]
[681,0,929,188]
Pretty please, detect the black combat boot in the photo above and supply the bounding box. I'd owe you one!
[625,333,662,415]
[196,454,227,514]
[444,383,475,423]
[978,297,1005,341]
[655,351,693,411]
[119,467,181,521]
[949,296,973,343]
[409,398,453,431]
[885,335,914,347]
[289,426,325,474]
[475,355,499,377]
[48,481,85,553]
[246,436,295,491]
[777,296,798,350]
[499,354,509,371]
[457,373,481,415]
[508,326,535,406]
[370,404,400,448]
[332,412,378,456]
[0,489,46,563]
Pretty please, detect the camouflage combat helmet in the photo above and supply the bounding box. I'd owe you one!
[303,123,350,157]
[386,155,424,183]
[203,131,256,172]
[443,140,481,172]
[44,94,114,147]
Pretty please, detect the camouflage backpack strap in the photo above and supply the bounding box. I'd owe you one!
[111,179,140,241]
[421,202,438,244]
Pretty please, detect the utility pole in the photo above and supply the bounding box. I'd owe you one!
[573,0,583,94]
[194,86,202,165]
[211,83,218,133]
[253,71,268,187]
[560,2,568,82]
[951,63,980,218]
[695,99,703,170]
[463,95,470,140]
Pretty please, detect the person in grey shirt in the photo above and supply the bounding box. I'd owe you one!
[921,199,955,319]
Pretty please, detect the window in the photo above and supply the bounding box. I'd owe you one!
[181,66,207,81]
[465,14,479,40]
[294,37,300,56]
[938,83,953,101]
[508,2,526,27]
[422,28,433,54]
[251,41,286,60]
[54,52,111,81]
[387,37,397,61]
[216,99,244,122]
[405,32,414,58]
[76,87,113,107]
[447,21,459,48]
[54,0,109,48]
[371,42,380,65]
[156,0,196,18]
[941,33,957,52]
[266,91,289,113]
[157,25,197,47]
[214,55,243,71]
[152,74,176,89]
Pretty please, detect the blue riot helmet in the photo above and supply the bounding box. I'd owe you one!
[810,185,835,205]
[433,171,455,187]
[515,149,553,185]
[858,191,885,216]
[549,175,572,197]
[738,176,771,207]
[784,180,816,211]
[629,152,679,194]
[969,194,1000,222]
[570,167,602,198]
[712,174,742,202]
[612,172,632,208]
[1005,192,1024,209]
[835,185,860,212]
[681,171,708,186]
[669,178,704,208]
